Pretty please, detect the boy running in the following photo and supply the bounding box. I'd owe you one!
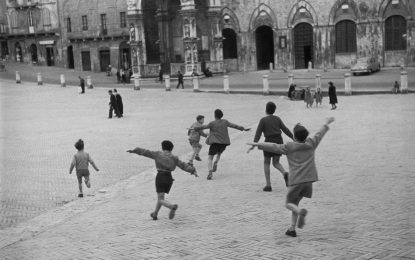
[127,140,198,220]
[69,139,100,198]
[247,117,335,237]
[188,115,208,165]
[248,102,293,192]
[193,109,250,180]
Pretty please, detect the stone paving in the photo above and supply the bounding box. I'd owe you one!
[0,78,414,259]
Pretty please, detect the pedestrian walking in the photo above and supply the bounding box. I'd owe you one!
[315,87,323,107]
[113,89,123,117]
[304,87,314,108]
[158,68,163,84]
[188,115,207,165]
[176,71,184,89]
[247,117,335,237]
[121,68,126,84]
[78,76,85,94]
[116,69,121,83]
[328,81,338,110]
[393,81,400,94]
[192,109,250,180]
[69,139,100,198]
[247,102,293,192]
[108,90,120,118]
[127,140,198,220]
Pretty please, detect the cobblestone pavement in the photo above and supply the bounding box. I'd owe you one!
[0,79,414,259]
[1,61,414,92]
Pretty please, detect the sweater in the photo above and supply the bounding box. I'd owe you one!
[195,119,244,145]
[188,122,207,143]
[253,115,293,142]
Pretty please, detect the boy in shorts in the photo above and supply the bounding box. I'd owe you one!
[188,115,207,165]
[193,109,250,180]
[247,117,335,237]
[69,139,100,198]
[127,140,198,220]
[248,101,293,192]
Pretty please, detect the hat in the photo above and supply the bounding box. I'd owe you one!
[293,124,309,142]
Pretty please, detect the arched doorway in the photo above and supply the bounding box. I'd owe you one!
[99,48,110,72]
[30,44,38,63]
[223,28,237,59]
[67,45,74,69]
[119,41,131,70]
[255,26,274,70]
[294,23,313,69]
[15,42,22,62]
[143,0,160,64]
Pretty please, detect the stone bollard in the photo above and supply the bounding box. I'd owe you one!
[16,71,21,84]
[87,76,93,89]
[344,73,352,95]
[60,74,66,87]
[308,61,312,71]
[269,62,273,73]
[37,72,43,85]
[315,74,321,90]
[192,75,199,91]
[400,71,408,94]
[263,75,269,95]
[288,74,294,86]
[165,75,171,91]
[223,75,229,94]
[134,75,140,90]
[243,63,247,73]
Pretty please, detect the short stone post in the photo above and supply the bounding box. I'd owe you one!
[308,61,312,71]
[269,62,273,73]
[192,75,199,91]
[243,63,247,73]
[60,74,66,87]
[37,72,43,85]
[165,75,171,91]
[16,71,21,83]
[134,75,140,90]
[288,74,294,86]
[344,73,352,95]
[87,76,93,89]
[400,71,408,94]
[315,74,321,90]
[223,75,229,94]
[263,75,269,95]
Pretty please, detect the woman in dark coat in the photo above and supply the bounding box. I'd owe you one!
[328,81,338,110]
[288,84,296,99]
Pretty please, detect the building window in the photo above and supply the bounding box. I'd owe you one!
[223,28,238,59]
[120,12,126,28]
[42,8,51,29]
[100,14,107,35]
[335,20,357,53]
[82,15,88,31]
[66,17,71,32]
[10,11,18,29]
[28,10,34,27]
[0,24,6,34]
[385,15,407,51]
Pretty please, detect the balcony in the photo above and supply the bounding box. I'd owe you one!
[67,28,130,43]
[8,0,39,9]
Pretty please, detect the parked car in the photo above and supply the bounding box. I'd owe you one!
[351,57,381,75]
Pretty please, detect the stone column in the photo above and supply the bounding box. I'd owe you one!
[400,71,408,94]
[180,4,199,76]
[207,5,223,74]
[156,9,171,73]
[344,73,352,95]
[127,6,146,78]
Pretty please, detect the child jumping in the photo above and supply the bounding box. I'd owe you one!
[193,109,250,180]
[247,117,335,237]
[69,139,100,198]
[248,101,293,192]
[127,140,198,220]
[188,115,208,165]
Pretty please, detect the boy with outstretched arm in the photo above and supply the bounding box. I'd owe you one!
[127,140,198,220]
[188,115,208,165]
[247,117,335,237]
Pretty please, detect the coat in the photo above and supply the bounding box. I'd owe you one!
[328,85,338,104]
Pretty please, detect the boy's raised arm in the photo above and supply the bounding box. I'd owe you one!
[176,158,198,177]
[127,147,156,159]
[247,142,288,155]
[226,120,250,131]
[309,117,335,148]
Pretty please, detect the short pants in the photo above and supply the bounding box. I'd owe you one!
[286,182,313,205]
[208,143,228,155]
[155,171,174,194]
[263,135,283,158]
[76,169,90,183]
[189,140,202,149]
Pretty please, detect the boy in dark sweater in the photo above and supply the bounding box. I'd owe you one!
[127,140,198,220]
[248,102,293,191]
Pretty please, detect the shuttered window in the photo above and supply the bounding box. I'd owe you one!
[335,20,356,53]
[385,15,406,51]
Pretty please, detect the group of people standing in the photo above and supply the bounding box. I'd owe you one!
[108,89,123,118]
[116,68,132,84]
[288,82,338,110]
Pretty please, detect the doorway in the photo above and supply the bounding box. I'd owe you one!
[46,47,54,66]
[255,26,275,70]
[81,51,91,71]
[119,42,131,70]
[99,50,110,72]
[294,23,313,69]
[15,42,22,62]
[30,44,38,63]
[67,45,74,69]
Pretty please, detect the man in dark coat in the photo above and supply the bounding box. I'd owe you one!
[328,81,338,110]
[113,88,123,117]
[108,90,120,118]
[176,71,184,89]
[78,76,85,94]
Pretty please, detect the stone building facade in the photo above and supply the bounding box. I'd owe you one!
[5,0,61,66]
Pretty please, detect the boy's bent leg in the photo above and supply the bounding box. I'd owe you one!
[84,176,91,188]
[212,153,221,172]
[263,157,272,190]
[157,193,174,209]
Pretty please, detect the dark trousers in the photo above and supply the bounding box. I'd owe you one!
[81,85,85,93]
[109,105,120,118]
[176,80,184,89]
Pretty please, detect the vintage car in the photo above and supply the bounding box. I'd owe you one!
[351,57,381,75]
